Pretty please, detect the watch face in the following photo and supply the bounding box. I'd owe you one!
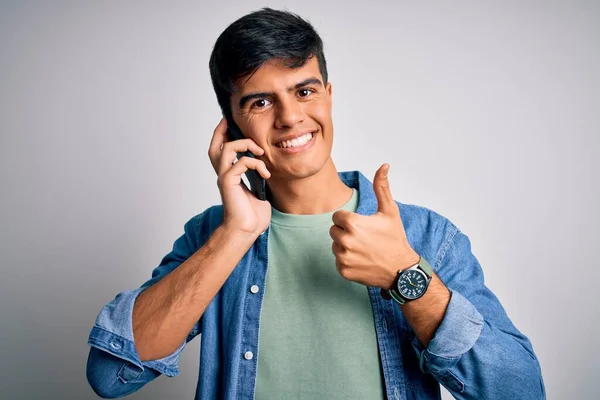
[397,269,428,300]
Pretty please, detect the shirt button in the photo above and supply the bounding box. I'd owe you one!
[110,342,121,350]
[244,351,253,360]
[250,285,260,294]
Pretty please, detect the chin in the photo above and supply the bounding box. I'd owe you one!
[288,167,320,180]
[283,158,329,180]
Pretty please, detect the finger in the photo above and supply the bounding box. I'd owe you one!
[218,139,265,175]
[220,156,271,186]
[208,118,228,172]
[331,242,350,267]
[332,241,343,257]
[373,163,397,215]
[329,224,345,243]
[332,210,358,232]
[334,253,352,281]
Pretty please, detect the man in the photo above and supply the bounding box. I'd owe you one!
[86,8,545,400]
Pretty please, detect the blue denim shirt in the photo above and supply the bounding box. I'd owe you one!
[86,171,545,399]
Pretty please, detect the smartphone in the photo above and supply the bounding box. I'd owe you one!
[223,114,267,201]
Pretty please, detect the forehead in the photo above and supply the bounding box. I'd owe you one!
[234,57,322,95]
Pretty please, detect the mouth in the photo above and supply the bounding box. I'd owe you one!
[274,131,316,149]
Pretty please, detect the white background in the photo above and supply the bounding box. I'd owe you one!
[1,0,598,399]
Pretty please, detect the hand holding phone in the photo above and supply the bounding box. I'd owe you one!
[223,116,267,201]
[208,117,272,235]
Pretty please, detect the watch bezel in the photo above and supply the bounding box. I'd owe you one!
[396,267,430,300]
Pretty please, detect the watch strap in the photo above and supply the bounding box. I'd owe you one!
[387,286,406,304]
[417,256,433,278]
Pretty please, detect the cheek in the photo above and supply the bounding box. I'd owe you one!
[307,101,332,127]
[242,117,271,144]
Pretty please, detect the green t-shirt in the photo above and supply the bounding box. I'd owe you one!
[254,189,385,399]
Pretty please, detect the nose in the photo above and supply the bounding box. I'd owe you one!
[274,97,304,129]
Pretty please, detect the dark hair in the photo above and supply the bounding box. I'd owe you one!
[209,8,328,118]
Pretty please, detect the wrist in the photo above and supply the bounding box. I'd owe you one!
[382,252,434,305]
[382,267,398,291]
[383,250,421,290]
[400,274,450,311]
[217,223,261,244]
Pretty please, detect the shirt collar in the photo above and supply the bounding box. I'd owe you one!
[338,170,379,217]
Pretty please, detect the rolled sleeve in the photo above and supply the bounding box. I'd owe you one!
[410,223,545,398]
[86,213,207,397]
[87,287,186,377]
[411,289,483,374]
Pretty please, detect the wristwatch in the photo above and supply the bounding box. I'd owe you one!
[381,256,433,305]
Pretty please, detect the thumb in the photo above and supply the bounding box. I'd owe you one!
[373,163,396,215]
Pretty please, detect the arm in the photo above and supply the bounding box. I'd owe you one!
[132,223,256,361]
[86,215,257,398]
[400,266,451,348]
[86,118,271,398]
[408,227,546,399]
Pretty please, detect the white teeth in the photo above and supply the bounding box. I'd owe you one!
[277,133,313,148]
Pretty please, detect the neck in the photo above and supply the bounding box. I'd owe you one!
[267,158,353,215]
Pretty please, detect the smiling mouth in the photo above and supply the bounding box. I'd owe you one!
[274,132,315,149]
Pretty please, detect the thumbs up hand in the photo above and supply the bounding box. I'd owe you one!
[330,164,420,289]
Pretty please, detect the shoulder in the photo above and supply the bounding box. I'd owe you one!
[182,205,224,246]
[395,201,457,233]
[394,201,461,268]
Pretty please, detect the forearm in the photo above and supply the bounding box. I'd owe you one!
[132,224,257,361]
[410,289,545,399]
[402,226,544,398]
[400,276,544,397]
[400,272,450,347]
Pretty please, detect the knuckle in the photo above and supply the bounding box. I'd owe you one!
[337,236,351,251]
[209,145,220,158]
[238,156,253,165]
[332,241,341,254]
[346,214,358,228]
[336,250,349,265]
[338,265,351,279]
[222,141,234,152]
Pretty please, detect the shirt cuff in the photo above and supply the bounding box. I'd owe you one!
[87,287,186,377]
[412,289,484,374]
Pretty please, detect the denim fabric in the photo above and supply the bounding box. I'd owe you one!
[86,171,545,399]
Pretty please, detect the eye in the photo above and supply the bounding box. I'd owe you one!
[252,98,272,109]
[298,88,314,98]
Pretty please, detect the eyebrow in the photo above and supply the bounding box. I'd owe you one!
[237,77,324,109]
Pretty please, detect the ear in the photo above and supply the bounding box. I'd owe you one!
[326,81,332,96]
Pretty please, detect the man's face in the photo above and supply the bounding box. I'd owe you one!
[230,57,333,180]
